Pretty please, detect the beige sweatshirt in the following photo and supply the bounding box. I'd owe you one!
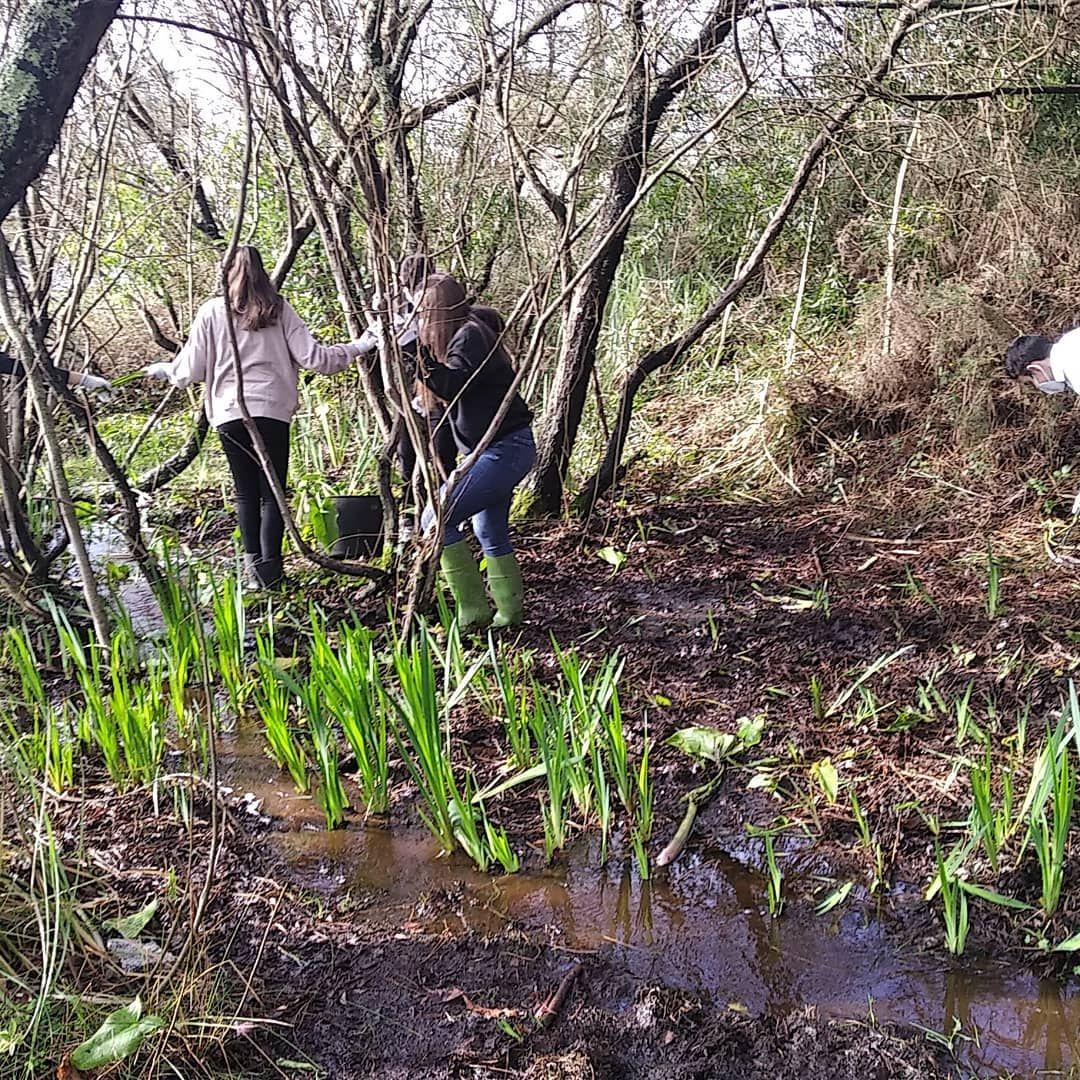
[166,297,362,427]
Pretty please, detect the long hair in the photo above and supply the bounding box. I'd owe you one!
[227,245,282,331]
[418,274,471,363]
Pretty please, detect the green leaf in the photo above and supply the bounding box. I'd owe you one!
[1054,931,1080,952]
[71,997,164,1070]
[815,881,853,915]
[825,646,915,718]
[810,758,839,803]
[104,898,158,941]
[595,546,627,571]
[109,371,146,389]
[737,715,765,747]
[471,761,548,804]
[958,882,1032,911]
[667,726,738,763]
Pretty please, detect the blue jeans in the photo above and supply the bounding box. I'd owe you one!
[421,427,536,556]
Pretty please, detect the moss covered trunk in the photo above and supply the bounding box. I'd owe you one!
[0,0,120,224]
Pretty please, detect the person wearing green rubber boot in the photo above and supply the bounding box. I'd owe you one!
[415,277,534,629]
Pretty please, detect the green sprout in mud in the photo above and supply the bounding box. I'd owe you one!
[850,787,887,893]
[935,845,968,956]
[1032,740,1075,916]
[764,833,784,917]
[985,545,1003,619]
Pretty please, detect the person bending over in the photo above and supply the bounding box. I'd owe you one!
[144,245,367,587]
[414,275,534,629]
[1004,329,1080,393]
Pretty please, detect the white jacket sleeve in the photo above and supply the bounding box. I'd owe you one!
[169,304,210,388]
[281,301,362,374]
[1049,328,1080,392]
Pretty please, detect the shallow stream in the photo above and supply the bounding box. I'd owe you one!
[220,725,1080,1079]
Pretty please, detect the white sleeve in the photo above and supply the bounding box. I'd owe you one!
[281,300,361,374]
[169,304,210,388]
[1049,329,1080,392]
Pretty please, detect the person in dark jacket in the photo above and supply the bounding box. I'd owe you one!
[0,349,110,392]
[354,256,458,492]
[415,274,534,629]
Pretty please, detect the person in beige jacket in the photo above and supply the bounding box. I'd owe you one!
[144,245,365,586]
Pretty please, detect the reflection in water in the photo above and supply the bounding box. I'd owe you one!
[223,739,1080,1077]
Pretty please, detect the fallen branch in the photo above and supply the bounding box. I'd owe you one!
[534,963,584,1030]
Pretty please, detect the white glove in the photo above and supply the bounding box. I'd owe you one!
[77,373,111,393]
[144,362,174,382]
[353,327,381,355]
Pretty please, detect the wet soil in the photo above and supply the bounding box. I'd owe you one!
[34,490,1080,1077]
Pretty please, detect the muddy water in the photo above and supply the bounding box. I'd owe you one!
[220,726,1080,1078]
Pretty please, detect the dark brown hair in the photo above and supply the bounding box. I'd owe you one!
[469,304,504,337]
[418,274,471,363]
[228,245,282,331]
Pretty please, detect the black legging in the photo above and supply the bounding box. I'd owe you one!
[217,417,291,561]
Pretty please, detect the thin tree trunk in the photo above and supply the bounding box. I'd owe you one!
[577,0,935,513]
[530,0,748,513]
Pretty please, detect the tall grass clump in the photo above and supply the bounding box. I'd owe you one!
[308,609,389,814]
[254,627,308,793]
[390,623,494,865]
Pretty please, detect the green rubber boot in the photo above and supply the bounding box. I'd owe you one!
[486,552,525,628]
[440,541,492,631]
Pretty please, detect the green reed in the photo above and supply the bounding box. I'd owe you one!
[1032,738,1074,915]
[764,833,784,917]
[529,683,573,862]
[633,730,653,879]
[254,627,308,793]
[936,844,968,955]
[308,610,389,814]
[391,623,485,858]
[489,638,535,769]
[210,571,249,714]
[108,639,166,789]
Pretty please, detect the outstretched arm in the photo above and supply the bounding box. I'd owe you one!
[0,348,109,391]
[281,301,363,374]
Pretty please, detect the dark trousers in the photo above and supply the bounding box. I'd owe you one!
[397,413,458,501]
[217,417,291,561]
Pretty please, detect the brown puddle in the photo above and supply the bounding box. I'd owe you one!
[220,725,1080,1078]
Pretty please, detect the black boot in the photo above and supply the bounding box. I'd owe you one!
[254,556,285,590]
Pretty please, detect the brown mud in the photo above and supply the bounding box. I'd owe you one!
[52,492,1080,1077]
